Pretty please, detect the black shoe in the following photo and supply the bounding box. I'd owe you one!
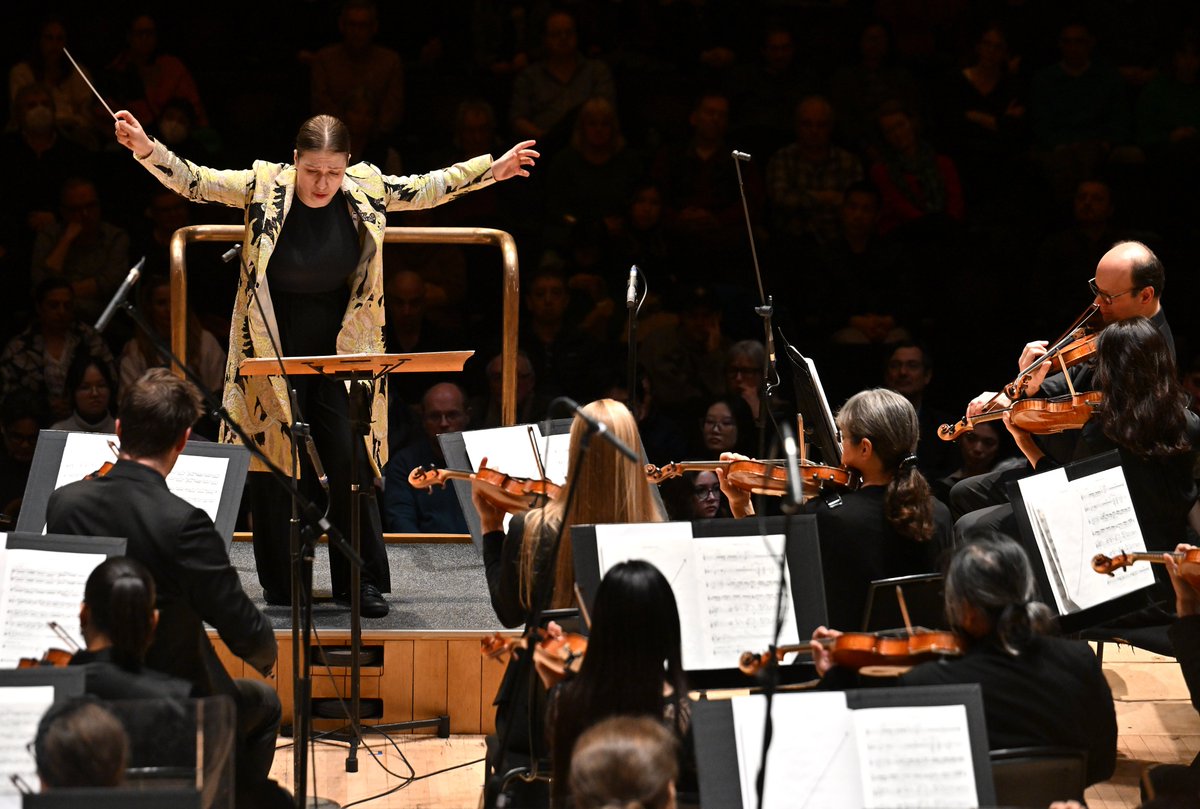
[360,584,389,618]
[262,588,291,607]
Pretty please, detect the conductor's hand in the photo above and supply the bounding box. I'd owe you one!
[114,110,153,159]
[716,451,753,519]
[493,140,540,181]
[470,457,507,534]
[1166,543,1200,618]
[811,626,842,678]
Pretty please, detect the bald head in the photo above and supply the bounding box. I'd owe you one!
[1092,241,1162,323]
[387,271,426,330]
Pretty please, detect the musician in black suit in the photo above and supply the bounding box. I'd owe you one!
[46,368,285,807]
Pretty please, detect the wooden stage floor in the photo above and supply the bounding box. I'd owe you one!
[269,642,1200,808]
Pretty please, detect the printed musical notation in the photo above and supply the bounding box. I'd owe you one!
[0,685,54,806]
[0,549,101,668]
[594,525,800,671]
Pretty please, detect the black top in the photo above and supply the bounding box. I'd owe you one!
[825,636,1117,787]
[69,647,195,700]
[804,485,953,631]
[46,460,276,697]
[269,192,360,294]
[1168,616,1200,714]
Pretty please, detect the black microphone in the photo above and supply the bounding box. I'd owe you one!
[626,265,639,309]
[779,421,803,513]
[94,257,145,333]
[731,150,752,162]
[221,243,242,263]
[559,397,640,463]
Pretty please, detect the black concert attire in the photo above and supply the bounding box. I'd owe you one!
[805,485,954,630]
[46,459,281,797]
[823,635,1117,786]
[69,647,195,701]
[248,192,390,605]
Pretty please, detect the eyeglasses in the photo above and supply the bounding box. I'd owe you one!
[728,365,760,378]
[703,419,736,431]
[78,384,110,394]
[692,485,721,499]
[1088,277,1138,305]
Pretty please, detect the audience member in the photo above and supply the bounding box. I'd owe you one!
[509,9,616,145]
[695,394,756,460]
[569,715,679,809]
[151,97,220,160]
[310,0,404,135]
[549,560,695,808]
[0,278,115,422]
[520,269,605,402]
[883,342,957,480]
[0,390,44,523]
[933,421,1024,505]
[830,21,920,153]
[641,284,728,414]
[766,95,863,244]
[870,101,965,235]
[661,470,730,522]
[70,556,194,699]
[812,533,1117,788]
[51,352,116,433]
[31,178,131,325]
[602,372,688,468]
[469,351,551,429]
[34,699,129,790]
[119,274,226,397]
[728,24,818,159]
[383,381,471,534]
[105,13,209,128]
[610,182,672,282]
[8,18,100,147]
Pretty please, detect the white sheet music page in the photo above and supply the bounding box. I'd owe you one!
[852,704,978,808]
[0,685,54,808]
[463,425,571,484]
[53,430,117,490]
[166,453,230,524]
[695,534,800,671]
[1017,464,1153,614]
[0,548,101,667]
[731,692,863,809]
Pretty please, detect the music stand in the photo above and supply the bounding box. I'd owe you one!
[861,573,946,632]
[780,337,841,467]
[239,350,471,776]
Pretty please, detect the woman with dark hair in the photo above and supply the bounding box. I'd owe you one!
[69,556,193,699]
[661,470,731,521]
[811,534,1117,788]
[473,399,664,808]
[549,560,694,809]
[723,388,952,629]
[870,101,965,234]
[696,394,756,459]
[1005,316,1199,552]
[50,352,116,433]
[114,101,538,618]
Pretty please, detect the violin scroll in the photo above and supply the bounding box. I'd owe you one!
[1091,553,1130,576]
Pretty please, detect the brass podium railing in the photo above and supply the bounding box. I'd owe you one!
[168,224,520,424]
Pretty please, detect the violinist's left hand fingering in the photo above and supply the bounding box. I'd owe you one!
[810,626,841,678]
[470,457,507,534]
[717,452,754,518]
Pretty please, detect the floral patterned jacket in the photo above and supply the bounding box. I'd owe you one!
[134,139,495,473]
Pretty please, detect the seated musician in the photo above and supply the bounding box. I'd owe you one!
[472,399,664,808]
[811,534,1117,788]
[547,560,696,809]
[34,699,129,790]
[569,715,680,809]
[69,556,194,700]
[952,240,1174,528]
[720,388,953,630]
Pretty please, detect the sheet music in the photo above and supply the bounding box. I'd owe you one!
[0,549,101,667]
[732,692,863,809]
[0,685,54,808]
[1017,465,1154,615]
[166,453,230,524]
[853,704,978,808]
[462,425,571,485]
[53,431,117,490]
[593,526,799,671]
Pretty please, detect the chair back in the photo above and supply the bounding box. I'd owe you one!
[989,746,1088,808]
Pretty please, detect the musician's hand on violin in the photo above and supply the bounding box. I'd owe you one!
[1165,543,1200,618]
[1017,340,1052,396]
[717,452,754,518]
[1002,413,1044,467]
[966,391,1010,418]
[1048,802,1087,809]
[811,626,842,678]
[470,458,507,534]
[543,620,564,641]
[114,110,153,159]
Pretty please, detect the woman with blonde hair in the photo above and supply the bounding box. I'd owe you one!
[473,398,663,807]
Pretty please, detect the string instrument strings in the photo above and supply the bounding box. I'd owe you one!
[938,391,1103,442]
[407,465,561,513]
[1004,304,1102,401]
[645,458,855,497]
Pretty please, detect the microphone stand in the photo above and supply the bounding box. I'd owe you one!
[105,282,360,809]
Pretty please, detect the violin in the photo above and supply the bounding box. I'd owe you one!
[408,466,561,513]
[1092,548,1200,589]
[938,391,1103,441]
[646,459,856,497]
[738,629,961,676]
[481,630,589,688]
[17,648,72,668]
[1005,306,1101,401]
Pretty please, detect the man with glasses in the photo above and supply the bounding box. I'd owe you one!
[952,240,1172,527]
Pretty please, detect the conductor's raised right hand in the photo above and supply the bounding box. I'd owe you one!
[114,110,153,159]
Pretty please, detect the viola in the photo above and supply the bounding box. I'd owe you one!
[1093,548,1200,590]
[481,630,589,688]
[646,458,856,497]
[408,466,561,513]
[938,391,1103,441]
[17,648,72,668]
[738,629,961,676]
[1005,305,1101,401]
